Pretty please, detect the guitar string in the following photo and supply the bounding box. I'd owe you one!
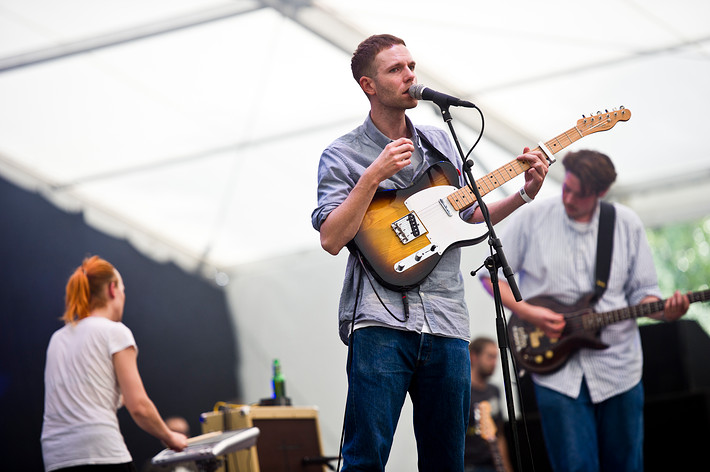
[528,290,709,339]
[411,158,527,231]
[424,114,625,220]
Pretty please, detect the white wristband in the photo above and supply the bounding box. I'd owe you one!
[519,187,533,203]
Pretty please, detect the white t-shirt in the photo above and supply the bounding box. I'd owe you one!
[41,316,137,471]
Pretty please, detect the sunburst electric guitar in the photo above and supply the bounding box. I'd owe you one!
[508,289,710,374]
[349,108,631,290]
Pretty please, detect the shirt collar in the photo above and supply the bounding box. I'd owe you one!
[565,200,601,233]
[363,113,415,148]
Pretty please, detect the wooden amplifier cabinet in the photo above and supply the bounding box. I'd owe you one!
[200,405,327,472]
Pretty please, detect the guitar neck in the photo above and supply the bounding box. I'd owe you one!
[488,442,507,472]
[445,107,630,211]
[447,124,587,211]
[583,289,710,330]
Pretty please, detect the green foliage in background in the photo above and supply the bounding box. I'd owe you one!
[643,215,710,334]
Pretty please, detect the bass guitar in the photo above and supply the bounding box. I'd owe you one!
[508,289,710,374]
[349,108,631,290]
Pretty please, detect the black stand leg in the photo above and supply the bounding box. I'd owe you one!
[484,254,524,472]
[195,458,222,472]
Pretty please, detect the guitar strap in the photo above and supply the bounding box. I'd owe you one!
[592,201,616,304]
[415,127,455,166]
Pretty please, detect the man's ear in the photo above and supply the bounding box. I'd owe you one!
[359,76,376,97]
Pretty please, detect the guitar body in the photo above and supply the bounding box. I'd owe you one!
[349,161,487,290]
[508,293,608,375]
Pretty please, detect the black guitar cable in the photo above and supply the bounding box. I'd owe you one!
[335,251,412,472]
[355,250,410,323]
[335,263,362,472]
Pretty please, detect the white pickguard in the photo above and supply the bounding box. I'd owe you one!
[394,185,487,272]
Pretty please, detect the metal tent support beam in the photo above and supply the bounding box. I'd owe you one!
[0,1,265,73]
[262,0,539,180]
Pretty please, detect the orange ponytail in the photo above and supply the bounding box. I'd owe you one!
[63,255,117,324]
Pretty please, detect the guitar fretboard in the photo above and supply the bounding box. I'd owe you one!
[582,289,710,330]
[447,108,630,211]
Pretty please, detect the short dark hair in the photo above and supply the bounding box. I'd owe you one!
[469,336,496,356]
[562,149,617,196]
[351,34,406,83]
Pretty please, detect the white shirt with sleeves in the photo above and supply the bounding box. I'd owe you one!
[41,316,137,471]
[491,196,661,403]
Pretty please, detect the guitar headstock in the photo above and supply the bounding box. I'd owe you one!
[475,400,498,442]
[576,107,631,136]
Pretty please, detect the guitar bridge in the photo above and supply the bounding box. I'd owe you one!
[391,212,426,244]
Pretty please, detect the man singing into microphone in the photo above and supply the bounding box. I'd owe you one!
[311,34,549,471]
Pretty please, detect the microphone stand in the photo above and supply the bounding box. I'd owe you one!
[434,104,525,472]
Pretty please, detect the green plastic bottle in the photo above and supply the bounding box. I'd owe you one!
[272,359,286,398]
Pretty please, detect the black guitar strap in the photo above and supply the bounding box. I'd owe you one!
[592,201,616,304]
[415,127,454,166]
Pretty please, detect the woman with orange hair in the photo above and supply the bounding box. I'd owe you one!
[41,255,187,471]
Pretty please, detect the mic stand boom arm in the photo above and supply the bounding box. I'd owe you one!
[435,104,525,472]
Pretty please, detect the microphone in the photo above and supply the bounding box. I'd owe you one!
[408,84,476,108]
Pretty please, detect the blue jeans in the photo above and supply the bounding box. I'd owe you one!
[342,327,471,472]
[534,379,644,472]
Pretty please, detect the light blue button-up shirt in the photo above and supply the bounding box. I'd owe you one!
[312,114,479,344]
[493,196,661,403]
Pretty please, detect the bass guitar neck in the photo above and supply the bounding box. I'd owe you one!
[508,289,710,374]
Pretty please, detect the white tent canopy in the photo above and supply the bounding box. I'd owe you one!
[2,0,709,279]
